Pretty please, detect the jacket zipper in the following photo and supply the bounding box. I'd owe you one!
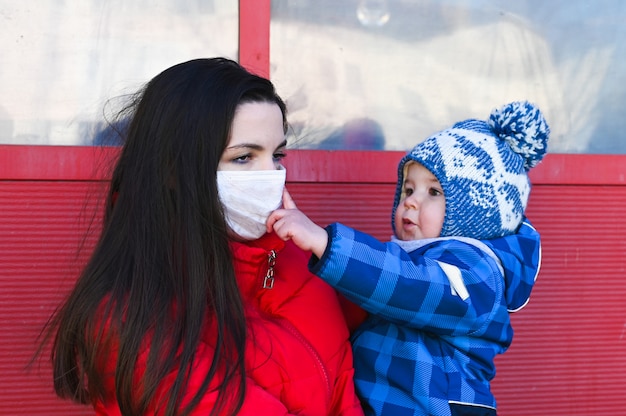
[278,316,332,408]
[260,249,332,407]
[262,250,276,289]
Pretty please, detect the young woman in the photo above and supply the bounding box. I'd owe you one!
[47,58,364,416]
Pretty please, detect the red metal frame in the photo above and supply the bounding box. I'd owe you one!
[238,0,271,77]
[1,145,625,186]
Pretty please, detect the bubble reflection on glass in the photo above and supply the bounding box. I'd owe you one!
[357,0,390,27]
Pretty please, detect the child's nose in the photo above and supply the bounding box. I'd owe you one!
[405,193,421,208]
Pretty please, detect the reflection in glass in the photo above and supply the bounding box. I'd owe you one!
[357,0,390,27]
[318,118,386,150]
[0,0,238,145]
[271,0,626,154]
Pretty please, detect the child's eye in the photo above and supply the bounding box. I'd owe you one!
[429,187,443,196]
[404,188,414,197]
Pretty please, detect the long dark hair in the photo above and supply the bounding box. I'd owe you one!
[47,58,287,416]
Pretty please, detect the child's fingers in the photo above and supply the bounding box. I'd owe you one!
[266,210,281,233]
[282,188,297,209]
[267,210,293,241]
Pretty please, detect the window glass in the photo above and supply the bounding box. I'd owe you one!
[271,0,626,153]
[0,0,238,145]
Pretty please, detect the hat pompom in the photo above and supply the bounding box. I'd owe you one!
[488,101,550,170]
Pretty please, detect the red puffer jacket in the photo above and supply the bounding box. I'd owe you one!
[94,232,364,415]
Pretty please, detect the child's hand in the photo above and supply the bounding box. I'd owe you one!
[267,189,328,258]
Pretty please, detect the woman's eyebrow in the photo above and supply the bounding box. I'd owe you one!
[225,143,263,151]
[226,139,287,152]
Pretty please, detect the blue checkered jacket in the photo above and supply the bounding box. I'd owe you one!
[309,220,541,416]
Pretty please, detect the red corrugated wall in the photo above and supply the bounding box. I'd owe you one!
[1,145,626,415]
[1,181,97,415]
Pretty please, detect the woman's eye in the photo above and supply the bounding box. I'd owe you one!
[232,154,252,163]
[273,151,286,162]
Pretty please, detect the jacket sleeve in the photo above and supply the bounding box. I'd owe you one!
[309,222,504,337]
[328,339,367,416]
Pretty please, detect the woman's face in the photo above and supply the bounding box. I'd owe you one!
[218,101,287,171]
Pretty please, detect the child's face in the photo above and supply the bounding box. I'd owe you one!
[394,162,445,241]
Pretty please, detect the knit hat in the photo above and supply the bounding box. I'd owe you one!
[392,101,549,240]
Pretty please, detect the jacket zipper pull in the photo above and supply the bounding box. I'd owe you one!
[263,250,277,289]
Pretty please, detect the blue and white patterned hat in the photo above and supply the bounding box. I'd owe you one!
[392,101,550,240]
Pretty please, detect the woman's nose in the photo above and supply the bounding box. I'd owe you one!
[258,156,278,171]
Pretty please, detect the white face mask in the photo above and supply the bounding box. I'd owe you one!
[216,167,286,241]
